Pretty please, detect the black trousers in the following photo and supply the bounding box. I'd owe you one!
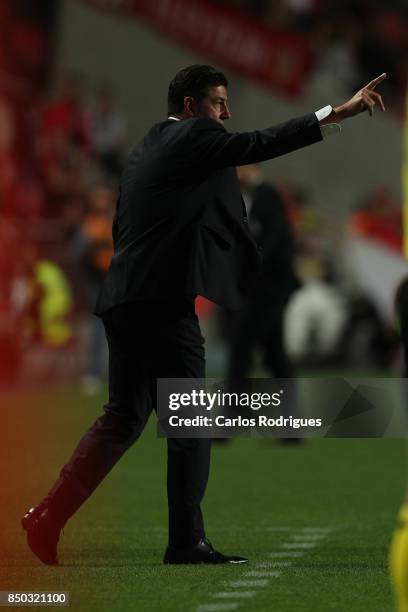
[45,300,211,548]
[225,292,300,421]
[227,292,294,380]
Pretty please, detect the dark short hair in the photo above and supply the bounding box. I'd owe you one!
[167,65,228,115]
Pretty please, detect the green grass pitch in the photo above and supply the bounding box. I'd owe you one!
[1,383,406,611]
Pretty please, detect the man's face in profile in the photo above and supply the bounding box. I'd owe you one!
[195,85,231,125]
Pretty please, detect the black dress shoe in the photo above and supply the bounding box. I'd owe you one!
[163,537,248,564]
[21,504,61,565]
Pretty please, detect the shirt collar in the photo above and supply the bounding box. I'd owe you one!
[168,116,180,121]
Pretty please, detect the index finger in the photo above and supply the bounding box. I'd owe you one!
[365,73,387,90]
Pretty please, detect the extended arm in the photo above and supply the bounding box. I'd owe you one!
[189,73,387,170]
[189,113,322,170]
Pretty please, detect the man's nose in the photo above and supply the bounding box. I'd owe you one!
[222,106,231,120]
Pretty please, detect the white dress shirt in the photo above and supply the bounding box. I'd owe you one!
[315,105,341,138]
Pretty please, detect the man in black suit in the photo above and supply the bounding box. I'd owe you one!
[22,65,386,565]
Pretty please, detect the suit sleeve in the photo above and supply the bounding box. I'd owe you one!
[189,114,323,169]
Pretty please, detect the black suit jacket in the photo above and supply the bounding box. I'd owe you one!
[94,113,322,315]
[248,181,300,300]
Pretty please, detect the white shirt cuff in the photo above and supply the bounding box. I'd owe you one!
[315,105,341,138]
[315,105,333,122]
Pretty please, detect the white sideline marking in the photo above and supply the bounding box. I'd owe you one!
[213,592,256,599]
[301,527,333,533]
[197,605,239,612]
[256,561,292,568]
[291,534,327,540]
[228,580,269,588]
[269,552,304,558]
[282,542,317,549]
[243,571,281,578]
[194,525,333,611]
[254,527,291,531]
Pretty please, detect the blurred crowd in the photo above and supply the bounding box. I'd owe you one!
[0,73,124,386]
[219,0,408,112]
[349,186,403,252]
[0,61,405,387]
[212,172,401,379]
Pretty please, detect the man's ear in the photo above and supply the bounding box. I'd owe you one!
[183,96,196,117]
